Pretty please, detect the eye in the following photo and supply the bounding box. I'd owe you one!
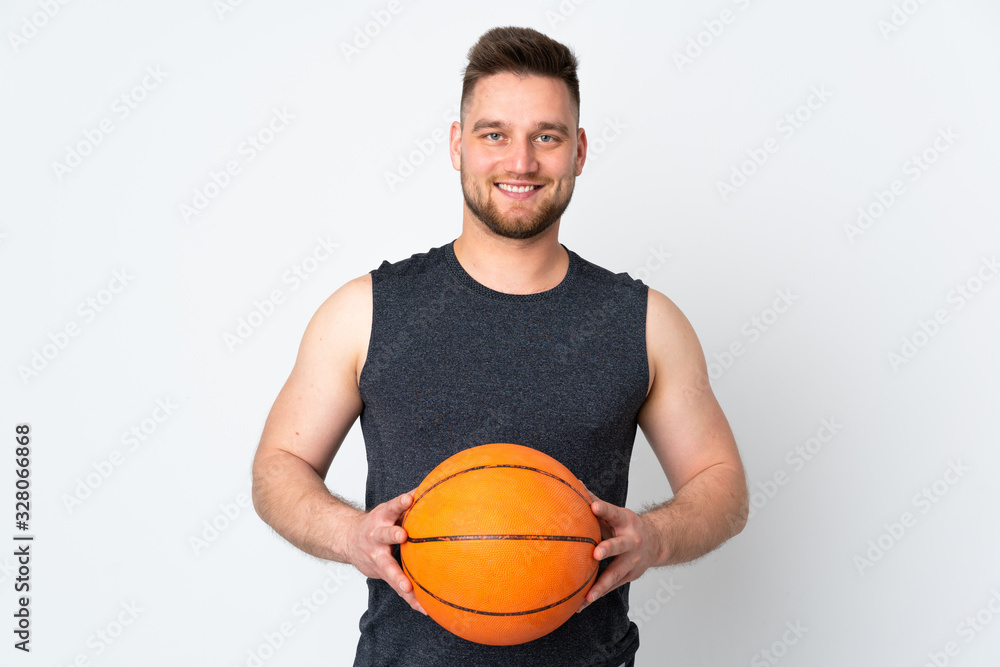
[537,134,555,143]
[486,132,502,140]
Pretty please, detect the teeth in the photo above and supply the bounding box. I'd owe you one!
[497,183,539,193]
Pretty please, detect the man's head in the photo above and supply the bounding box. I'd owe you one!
[451,27,586,241]
[460,26,581,128]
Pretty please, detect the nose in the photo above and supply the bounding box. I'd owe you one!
[502,136,539,176]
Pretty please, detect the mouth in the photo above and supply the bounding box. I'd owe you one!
[495,182,544,199]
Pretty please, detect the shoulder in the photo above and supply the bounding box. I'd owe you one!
[309,238,449,339]
[644,287,707,391]
[312,273,372,324]
[300,273,372,385]
[311,243,448,338]
[646,288,695,336]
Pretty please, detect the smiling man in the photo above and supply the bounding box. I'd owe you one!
[459,73,577,241]
[252,26,748,666]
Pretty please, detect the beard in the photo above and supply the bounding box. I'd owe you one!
[460,166,575,240]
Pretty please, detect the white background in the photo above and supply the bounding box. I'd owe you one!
[2,0,999,665]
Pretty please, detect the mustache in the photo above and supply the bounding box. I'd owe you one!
[488,175,552,184]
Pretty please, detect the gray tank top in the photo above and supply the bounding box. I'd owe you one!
[355,240,647,666]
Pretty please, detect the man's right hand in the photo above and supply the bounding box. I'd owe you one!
[346,490,427,615]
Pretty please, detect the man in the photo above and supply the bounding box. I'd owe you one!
[252,26,748,666]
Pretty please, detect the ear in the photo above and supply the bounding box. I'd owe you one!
[449,121,462,171]
[574,127,587,176]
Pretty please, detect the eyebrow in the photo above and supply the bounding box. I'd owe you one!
[470,119,571,136]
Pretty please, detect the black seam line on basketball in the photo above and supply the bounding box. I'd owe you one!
[410,463,591,512]
[404,561,599,618]
[407,534,598,545]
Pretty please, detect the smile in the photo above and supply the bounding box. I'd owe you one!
[496,183,542,193]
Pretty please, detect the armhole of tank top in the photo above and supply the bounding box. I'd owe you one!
[640,282,653,400]
[357,269,377,390]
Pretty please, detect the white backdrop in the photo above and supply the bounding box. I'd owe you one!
[3,1,999,665]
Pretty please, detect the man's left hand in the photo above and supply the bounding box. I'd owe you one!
[577,490,663,613]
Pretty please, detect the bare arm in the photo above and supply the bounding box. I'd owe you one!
[251,273,425,613]
[580,288,748,608]
[632,286,748,566]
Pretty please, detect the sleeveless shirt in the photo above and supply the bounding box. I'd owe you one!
[354,240,648,666]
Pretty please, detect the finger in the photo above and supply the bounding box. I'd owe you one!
[379,553,414,597]
[577,566,623,613]
[399,587,428,615]
[385,492,414,520]
[394,568,428,615]
[372,524,408,546]
[586,496,616,541]
[584,562,630,605]
[593,535,632,560]
[373,491,412,520]
[591,498,628,526]
[380,556,428,616]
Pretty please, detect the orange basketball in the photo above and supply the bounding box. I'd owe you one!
[399,442,601,646]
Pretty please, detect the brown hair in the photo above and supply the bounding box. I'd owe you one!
[460,26,580,126]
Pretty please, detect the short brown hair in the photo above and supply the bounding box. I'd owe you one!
[460,26,580,126]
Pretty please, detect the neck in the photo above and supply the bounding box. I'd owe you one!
[453,214,569,295]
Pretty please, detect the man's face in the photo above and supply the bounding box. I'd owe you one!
[450,72,587,240]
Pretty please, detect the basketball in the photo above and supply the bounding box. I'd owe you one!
[399,442,601,646]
